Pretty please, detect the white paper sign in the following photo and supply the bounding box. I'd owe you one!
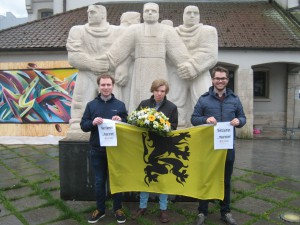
[98,119,117,146]
[214,122,234,150]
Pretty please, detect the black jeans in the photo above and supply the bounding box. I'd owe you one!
[198,149,235,216]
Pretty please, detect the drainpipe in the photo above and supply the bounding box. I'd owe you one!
[63,0,66,12]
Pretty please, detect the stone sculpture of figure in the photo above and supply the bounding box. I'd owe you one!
[118,11,141,108]
[66,5,127,139]
[169,5,218,126]
[161,19,173,27]
[104,2,194,113]
[120,11,141,27]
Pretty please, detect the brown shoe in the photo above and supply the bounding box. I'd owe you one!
[132,208,146,219]
[159,210,170,223]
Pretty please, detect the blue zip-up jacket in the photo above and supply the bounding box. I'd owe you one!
[80,93,127,149]
[191,86,246,128]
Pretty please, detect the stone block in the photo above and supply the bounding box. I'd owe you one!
[11,195,47,211]
[4,186,33,200]
[59,139,95,200]
[234,197,274,214]
[255,187,293,202]
[0,214,24,225]
[22,206,62,225]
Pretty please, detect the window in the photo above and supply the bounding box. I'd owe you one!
[38,9,53,19]
[227,70,234,92]
[253,70,269,98]
[41,11,53,18]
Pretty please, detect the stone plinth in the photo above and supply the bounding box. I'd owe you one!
[59,139,95,200]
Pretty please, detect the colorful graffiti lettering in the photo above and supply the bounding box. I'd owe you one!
[0,69,77,123]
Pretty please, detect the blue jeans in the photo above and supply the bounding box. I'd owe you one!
[198,149,235,216]
[90,148,122,212]
[139,192,168,210]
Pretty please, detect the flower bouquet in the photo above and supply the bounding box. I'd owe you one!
[127,107,171,136]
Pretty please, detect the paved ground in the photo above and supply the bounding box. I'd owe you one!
[0,139,299,225]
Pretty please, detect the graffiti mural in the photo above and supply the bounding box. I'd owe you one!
[0,69,77,123]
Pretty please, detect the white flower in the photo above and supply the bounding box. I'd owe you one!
[127,107,171,136]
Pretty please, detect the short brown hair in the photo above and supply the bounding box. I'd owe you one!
[150,79,169,94]
[97,74,115,85]
[211,66,229,78]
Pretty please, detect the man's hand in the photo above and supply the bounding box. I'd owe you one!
[230,118,240,127]
[112,115,122,121]
[93,117,104,126]
[206,116,217,125]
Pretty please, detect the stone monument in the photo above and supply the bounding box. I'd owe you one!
[66,3,218,137]
[61,2,218,201]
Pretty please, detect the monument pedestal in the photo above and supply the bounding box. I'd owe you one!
[59,139,140,201]
[59,139,95,200]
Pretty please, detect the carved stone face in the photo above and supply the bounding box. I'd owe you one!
[183,6,200,27]
[87,5,106,26]
[143,3,159,24]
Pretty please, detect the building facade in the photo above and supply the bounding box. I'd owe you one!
[1,1,300,138]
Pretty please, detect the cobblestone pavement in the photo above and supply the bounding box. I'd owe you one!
[0,139,299,225]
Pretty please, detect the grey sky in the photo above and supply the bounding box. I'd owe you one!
[0,0,27,17]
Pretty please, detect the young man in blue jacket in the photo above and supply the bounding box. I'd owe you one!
[191,66,246,225]
[80,74,128,224]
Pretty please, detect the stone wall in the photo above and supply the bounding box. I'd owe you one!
[235,68,253,139]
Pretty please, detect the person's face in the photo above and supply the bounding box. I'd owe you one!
[212,71,229,91]
[153,85,167,102]
[88,8,104,26]
[143,4,159,23]
[99,78,114,97]
[183,6,200,27]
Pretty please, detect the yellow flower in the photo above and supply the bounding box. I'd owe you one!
[148,115,156,121]
[127,107,171,136]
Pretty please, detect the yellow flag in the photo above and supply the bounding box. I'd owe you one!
[107,123,227,200]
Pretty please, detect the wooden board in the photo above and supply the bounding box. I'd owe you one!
[0,61,72,69]
[0,124,69,136]
[0,60,72,137]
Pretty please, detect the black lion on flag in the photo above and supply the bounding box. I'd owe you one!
[142,131,191,186]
